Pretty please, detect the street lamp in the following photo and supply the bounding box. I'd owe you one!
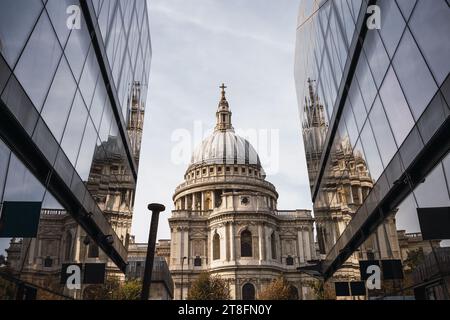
[140,203,165,300]
[180,256,187,300]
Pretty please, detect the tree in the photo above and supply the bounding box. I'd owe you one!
[404,248,425,271]
[117,279,141,300]
[308,279,335,300]
[259,277,298,300]
[83,277,141,300]
[187,272,230,300]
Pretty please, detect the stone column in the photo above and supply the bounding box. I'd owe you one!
[298,229,304,263]
[303,228,311,262]
[201,192,204,211]
[258,224,263,263]
[179,227,184,265]
[184,196,188,210]
[184,227,189,265]
[309,228,316,260]
[226,223,230,261]
[230,222,235,261]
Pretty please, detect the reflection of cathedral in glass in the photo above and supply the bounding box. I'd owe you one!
[87,81,145,249]
[5,81,146,294]
[303,79,401,281]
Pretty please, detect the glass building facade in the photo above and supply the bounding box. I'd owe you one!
[295,0,449,299]
[0,0,151,299]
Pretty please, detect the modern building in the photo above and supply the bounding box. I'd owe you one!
[168,85,318,300]
[127,238,174,300]
[295,0,450,298]
[0,0,151,299]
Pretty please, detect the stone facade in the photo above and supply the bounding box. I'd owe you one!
[168,85,317,300]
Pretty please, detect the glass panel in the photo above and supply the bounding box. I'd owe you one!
[45,0,79,47]
[40,57,77,142]
[343,104,358,148]
[379,67,414,146]
[369,96,398,167]
[360,122,384,182]
[79,45,100,107]
[0,0,43,67]
[353,139,372,188]
[409,0,450,85]
[98,102,113,143]
[0,139,11,199]
[61,92,89,165]
[378,0,405,58]
[75,118,97,182]
[14,12,62,112]
[364,30,390,88]
[3,153,45,202]
[414,163,450,208]
[89,78,107,130]
[393,29,437,120]
[443,153,450,198]
[395,0,417,20]
[348,80,366,131]
[355,53,377,112]
[65,9,91,81]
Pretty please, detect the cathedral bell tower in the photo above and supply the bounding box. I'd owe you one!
[215,83,233,132]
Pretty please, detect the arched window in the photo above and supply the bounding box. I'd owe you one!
[213,233,220,260]
[65,232,73,261]
[241,230,252,257]
[270,232,276,259]
[289,285,299,300]
[242,283,255,300]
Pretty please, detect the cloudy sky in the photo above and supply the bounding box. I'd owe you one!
[131,0,312,242]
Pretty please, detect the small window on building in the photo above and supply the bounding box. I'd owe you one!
[242,283,255,300]
[249,169,252,174]
[289,285,299,300]
[203,168,206,174]
[271,232,276,259]
[194,256,202,266]
[241,230,252,257]
[234,167,238,173]
[196,170,200,176]
[242,168,246,174]
[213,233,220,260]
[88,243,99,258]
[44,256,53,268]
[210,167,214,173]
[226,167,230,172]
[286,255,294,266]
[218,167,222,173]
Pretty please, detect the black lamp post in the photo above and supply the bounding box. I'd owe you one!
[180,256,187,300]
[140,203,165,300]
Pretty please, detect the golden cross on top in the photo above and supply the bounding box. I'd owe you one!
[220,83,227,98]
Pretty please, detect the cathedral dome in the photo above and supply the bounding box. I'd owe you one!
[189,130,261,168]
[188,84,262,171]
